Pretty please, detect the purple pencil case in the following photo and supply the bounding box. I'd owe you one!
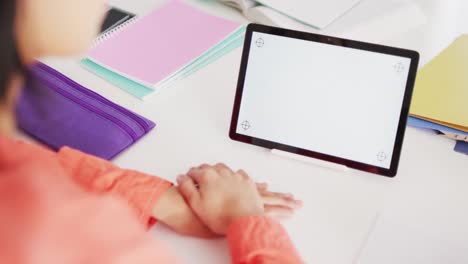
[16,62,155,160]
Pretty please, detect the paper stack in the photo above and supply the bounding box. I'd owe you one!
[220,0,426,44]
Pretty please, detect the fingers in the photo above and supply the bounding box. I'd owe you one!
[261,191,303,209]
[214,163,233,175]
[186,166,215,183]
[256,182,268,191]
[177,174,200,203]
[236,169,250,180]
[197,164,210,170]
[265,205,295,218]
[187,163,235,183]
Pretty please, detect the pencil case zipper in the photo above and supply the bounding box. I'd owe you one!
[33,63,151,141]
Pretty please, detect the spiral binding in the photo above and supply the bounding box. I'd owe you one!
[93,16,139,46]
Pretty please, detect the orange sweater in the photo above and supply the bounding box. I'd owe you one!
[0,134,303,263]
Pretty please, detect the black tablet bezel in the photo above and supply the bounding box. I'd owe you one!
[229,24,419,177]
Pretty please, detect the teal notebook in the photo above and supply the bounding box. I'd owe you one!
[82,26,246,99]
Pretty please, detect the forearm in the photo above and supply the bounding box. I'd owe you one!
[57,146,172,227]
[227,216,303,264]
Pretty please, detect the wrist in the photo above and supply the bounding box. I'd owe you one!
[152,186,182,222]
[216,212,263,235]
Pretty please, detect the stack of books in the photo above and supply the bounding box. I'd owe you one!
[82,0,245,99]
[409,35,468,155]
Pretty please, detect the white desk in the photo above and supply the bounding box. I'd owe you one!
[43,0,468,263]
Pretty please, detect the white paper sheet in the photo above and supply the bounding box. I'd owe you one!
[256,0,362,29]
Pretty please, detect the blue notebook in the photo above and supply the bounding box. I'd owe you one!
[408,116,468,136]
[455,141,468,155]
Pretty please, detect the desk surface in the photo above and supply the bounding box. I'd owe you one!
[43,0,468,263]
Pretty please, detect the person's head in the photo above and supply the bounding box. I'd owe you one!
[0,0,107,105]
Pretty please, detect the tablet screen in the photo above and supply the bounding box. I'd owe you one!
[235,31,413,170]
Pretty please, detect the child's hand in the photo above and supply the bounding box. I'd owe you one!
[152,186,216,238]
[177,164,263,235]
[153,164,302,238]
[177,164,302,235]
[256,181,303,218]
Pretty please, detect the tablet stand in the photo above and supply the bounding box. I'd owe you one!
[271,149,350,172]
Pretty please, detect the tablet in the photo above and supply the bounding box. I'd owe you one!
[229,24,419,177]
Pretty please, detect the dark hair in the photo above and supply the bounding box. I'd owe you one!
[0,0,22,100]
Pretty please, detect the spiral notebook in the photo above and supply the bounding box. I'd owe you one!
[83,0,244,99]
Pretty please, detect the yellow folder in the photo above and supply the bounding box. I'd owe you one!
[410,35,468,132]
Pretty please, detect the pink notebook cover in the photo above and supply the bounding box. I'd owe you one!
[87,0,240,86]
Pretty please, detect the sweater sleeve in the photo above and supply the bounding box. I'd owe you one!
[57,147,172,228]
[227,216,304,264]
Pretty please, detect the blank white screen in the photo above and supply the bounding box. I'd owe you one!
[237,32,411,169]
